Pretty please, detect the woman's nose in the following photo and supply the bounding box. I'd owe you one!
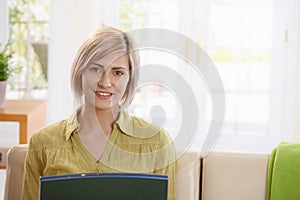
[98,72,112,88]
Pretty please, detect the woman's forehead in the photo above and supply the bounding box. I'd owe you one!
[91,53,130,69]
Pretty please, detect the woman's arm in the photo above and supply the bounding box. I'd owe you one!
[154,159,177,200]
[21,135,44,200]
[154,130,178,200]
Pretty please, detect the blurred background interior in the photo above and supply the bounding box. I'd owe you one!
[1,0,300,198]
[0,0,300,158]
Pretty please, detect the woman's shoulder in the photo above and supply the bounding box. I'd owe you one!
[33,119,68,136]
[29,115,76,148]
[130,115,176,161]
[123,112,172,143]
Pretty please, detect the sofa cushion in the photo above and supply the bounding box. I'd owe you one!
[201,152,269,200]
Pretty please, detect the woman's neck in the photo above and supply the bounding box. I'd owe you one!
[79,105,120,137]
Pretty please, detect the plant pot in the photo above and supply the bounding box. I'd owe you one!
[0,80,7,108]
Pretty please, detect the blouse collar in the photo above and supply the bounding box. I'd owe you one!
[65,108,161,141]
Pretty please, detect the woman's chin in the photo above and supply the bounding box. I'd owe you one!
[94,102,119,111]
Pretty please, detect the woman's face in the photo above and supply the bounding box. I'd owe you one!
[81,54,130,111]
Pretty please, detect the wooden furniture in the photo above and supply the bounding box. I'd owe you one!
[0,99,46,144]
[0,100,46,168]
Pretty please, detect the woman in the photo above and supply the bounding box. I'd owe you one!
[22,26,177,200]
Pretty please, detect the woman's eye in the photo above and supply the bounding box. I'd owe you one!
[90,67,102,73]
[113,71,125,76]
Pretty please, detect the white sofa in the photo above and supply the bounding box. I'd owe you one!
[4,145,270,200]
[201,152,269,200]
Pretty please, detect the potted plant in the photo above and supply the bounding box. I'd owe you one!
[0,42,13,108]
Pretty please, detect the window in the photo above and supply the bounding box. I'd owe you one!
[205,0,279,152]
[117,0,295,153]
[7,0,50,99]
[117,0,182,139]
[207,0,273,135]
[118,0,179,31]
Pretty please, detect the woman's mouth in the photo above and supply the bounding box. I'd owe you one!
[94,91,113,99]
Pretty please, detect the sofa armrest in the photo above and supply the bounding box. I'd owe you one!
[176,151,201,200]
[4,144,28,200]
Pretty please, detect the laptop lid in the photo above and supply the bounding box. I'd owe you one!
[40,173,168,200]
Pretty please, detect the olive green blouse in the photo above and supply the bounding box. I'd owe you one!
[21,110,177,200]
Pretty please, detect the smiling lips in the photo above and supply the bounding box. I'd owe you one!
[94,91,113,99]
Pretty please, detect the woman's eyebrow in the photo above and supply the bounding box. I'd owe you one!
[90,63,104,68]
[111,66,129,71]
[90,63,128,70]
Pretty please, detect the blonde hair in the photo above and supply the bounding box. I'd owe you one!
[71,26,140,108]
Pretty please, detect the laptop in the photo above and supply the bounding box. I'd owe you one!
[40,173,168,200]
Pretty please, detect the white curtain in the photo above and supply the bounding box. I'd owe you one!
[287,0,300,142]
[176,0,300,152]
[269,0,300,142]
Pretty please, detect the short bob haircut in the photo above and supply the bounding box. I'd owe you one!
[71,26,140,108]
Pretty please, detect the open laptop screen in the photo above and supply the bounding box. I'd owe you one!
[40,173,168,200]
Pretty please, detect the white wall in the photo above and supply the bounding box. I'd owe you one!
[47,0,117,124]
[293,1,300,142]
[0,0,8,44]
